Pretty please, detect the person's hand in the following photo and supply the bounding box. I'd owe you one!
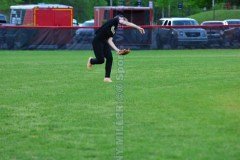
[138,27,145,34]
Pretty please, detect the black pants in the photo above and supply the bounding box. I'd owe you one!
[90,37,113,78]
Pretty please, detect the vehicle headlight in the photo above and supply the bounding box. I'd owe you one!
[178,31,184,37]
[202,31,207,37]
[76,30,80,35]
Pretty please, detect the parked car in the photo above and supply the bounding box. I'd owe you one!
[73,19,95,44]
[156,18,207,49]
[222,19,240,46]
[223,19,240,25]
[79,19,94,27]
[201,21,224,47]
[0,13,7,24]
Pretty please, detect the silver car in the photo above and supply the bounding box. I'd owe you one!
[74,19,95,44]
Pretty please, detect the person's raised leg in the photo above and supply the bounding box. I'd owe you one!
[87,57,93,69]
[87,38,104,69]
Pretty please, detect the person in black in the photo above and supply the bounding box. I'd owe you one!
[87,15,145,82]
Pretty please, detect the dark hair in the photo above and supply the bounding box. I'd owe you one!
[115,10,125,17]
[115,14,125,19]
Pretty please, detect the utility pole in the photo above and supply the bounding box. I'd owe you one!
[168,3,171,17]
[212,0,215,20]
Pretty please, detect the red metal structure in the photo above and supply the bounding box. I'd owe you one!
[93,6,154,49]
[10,4,73,26]
[94,6,154,27]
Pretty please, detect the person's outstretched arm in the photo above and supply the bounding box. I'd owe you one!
[107,37,120,53]
[119,19,145,34]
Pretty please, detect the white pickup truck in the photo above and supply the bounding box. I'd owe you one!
[156,17,208,49]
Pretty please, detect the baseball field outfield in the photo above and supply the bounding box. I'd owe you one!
[0,49,239,159]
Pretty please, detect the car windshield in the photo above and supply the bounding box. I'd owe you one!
[173,20,198,26]
[82,21,94,27]
[0,15,6,21]
[227,21,240,25]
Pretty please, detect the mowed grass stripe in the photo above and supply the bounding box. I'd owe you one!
[124,50,240,160]
[0,50,239,160]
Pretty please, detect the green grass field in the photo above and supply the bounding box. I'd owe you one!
[0,50,240,160]
[189,9,240,23]
[189,10,240,23]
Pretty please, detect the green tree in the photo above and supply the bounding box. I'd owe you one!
[62,0,107,22]
[0,0,23,11]
[2,0,240,23]
[10,0,107,22]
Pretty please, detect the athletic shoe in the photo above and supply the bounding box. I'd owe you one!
[104,78,112,83]
[87,57,93,69]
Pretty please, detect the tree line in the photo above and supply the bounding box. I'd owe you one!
[0,0,239,22]
[0,0,107,22]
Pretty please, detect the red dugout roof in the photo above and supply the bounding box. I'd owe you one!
[10,4,73,10]
[94,6,152,10]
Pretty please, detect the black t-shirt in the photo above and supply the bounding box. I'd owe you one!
[95,17,119,40]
